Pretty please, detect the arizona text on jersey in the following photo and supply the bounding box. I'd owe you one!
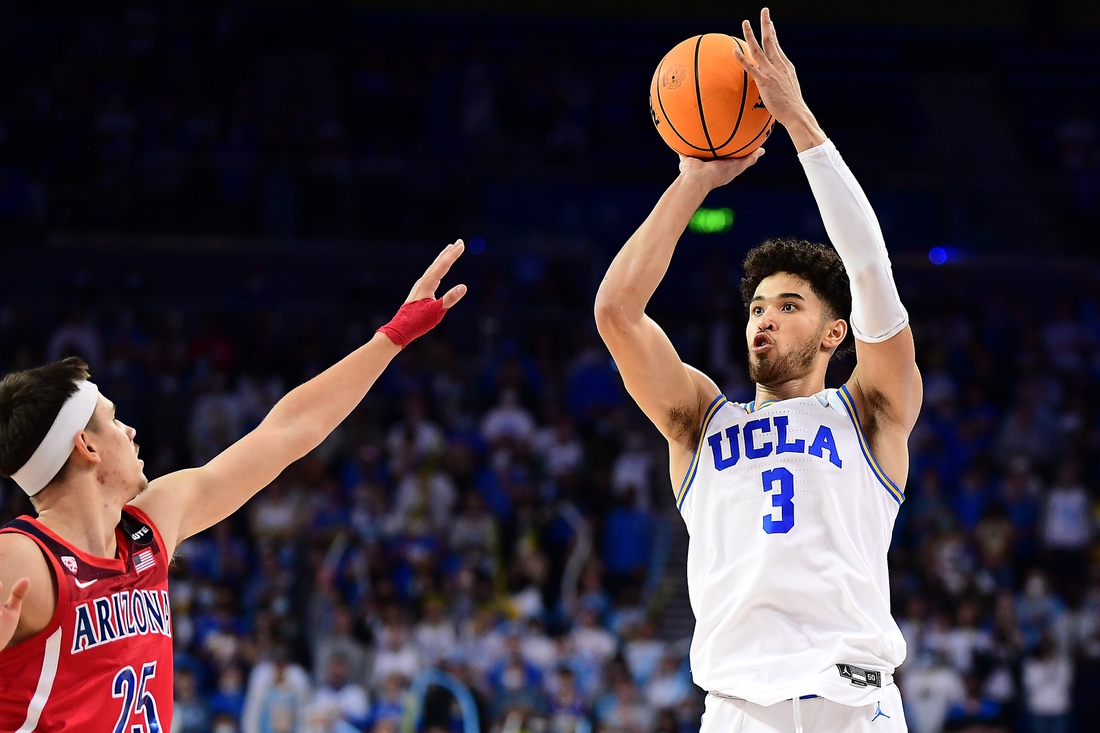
[0,506,174,732]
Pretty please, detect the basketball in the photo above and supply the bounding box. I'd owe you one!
[649,34,775,159]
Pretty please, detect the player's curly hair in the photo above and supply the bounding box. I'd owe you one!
[740,238,854,356]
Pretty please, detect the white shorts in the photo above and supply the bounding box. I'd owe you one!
[700,685,908,733]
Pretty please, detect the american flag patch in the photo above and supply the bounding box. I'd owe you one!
[134,549,155,573]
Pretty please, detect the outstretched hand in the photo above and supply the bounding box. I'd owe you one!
[406,241,468,309]
[0,578,29,649]
[678,148,765,191]
[732,8,826,152]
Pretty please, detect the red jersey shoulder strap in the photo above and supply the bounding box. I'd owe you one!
[120,505,169,562]
[0,518,70,647]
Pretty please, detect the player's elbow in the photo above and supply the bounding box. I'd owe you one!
[594,301,628,339]
[594,288,641,334]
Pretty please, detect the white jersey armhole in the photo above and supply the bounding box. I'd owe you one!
[676,395,730,519]
[835,386,905,505]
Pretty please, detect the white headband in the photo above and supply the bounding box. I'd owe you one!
[13,380,100,497]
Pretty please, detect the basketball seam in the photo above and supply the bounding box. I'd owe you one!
[694,35,718,159]
[654,40,711,154]
[718,115,774,158]
[717,37,751,151]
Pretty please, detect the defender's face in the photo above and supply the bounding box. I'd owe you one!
[89,395,148,499]
[745,272,828,384]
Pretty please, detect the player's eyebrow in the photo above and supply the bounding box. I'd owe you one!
[750,292,806,303]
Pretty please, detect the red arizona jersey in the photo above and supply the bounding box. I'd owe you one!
[0,506,174,733]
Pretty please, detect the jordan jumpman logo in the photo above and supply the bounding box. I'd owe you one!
[872,701,890,721]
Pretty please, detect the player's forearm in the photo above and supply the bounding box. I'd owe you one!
[799,139,908,343]
[264,332,401,457]
[595,174,710,324]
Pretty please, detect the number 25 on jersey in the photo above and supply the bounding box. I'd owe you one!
[113,662,162,733]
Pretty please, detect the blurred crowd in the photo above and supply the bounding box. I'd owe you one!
[2,3,1097,254]
[1,262,1099,733]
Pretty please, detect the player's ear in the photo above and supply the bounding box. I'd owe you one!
[822,318,847,350]
[72,431,102,465]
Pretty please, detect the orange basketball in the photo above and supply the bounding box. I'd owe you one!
[649,34,775,159]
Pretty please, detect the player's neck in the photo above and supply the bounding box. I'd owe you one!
[753,372,826,404]
[34,475,126,559]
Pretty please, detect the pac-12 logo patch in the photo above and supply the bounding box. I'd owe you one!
[61,555,78,574]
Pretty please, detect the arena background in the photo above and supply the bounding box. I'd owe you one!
[1,1,1099,732]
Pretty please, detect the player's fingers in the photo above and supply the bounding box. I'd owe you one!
[3,578,29,610]
[731,42,761,77]
[441,284,467,310]
[734,147,765,173]
[425,239,463,274]
[760,7,780,61]
[742,19,766,60]
[426,240,465,279]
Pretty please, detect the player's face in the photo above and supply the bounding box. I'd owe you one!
[745,272,830,385]
[88,395,149,500]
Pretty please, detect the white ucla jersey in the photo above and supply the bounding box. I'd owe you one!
[677,386,906,706]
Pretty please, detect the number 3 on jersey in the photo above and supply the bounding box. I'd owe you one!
[113,662,162,733]
[762,467,795,534]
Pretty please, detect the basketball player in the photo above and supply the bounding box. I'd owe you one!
[595,9,919,733]
[0,242,468,731]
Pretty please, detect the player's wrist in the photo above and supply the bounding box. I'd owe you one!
[675,167,724,196]
[376,298,447,349]
[783,111,827,153]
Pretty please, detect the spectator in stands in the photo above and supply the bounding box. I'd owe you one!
[310,652,370,729]
[645,652,692,710]
[624,619,666,687]
[312,605,370,689]
[209,666,248,725]
[1040,463,1093,587]
[371,619,420,685]
[488,649,548,722]
[415,596,458,667]
[241,647,312,733]
[594,676,654,733]
[367,675,408,729]
[303,701,360,733]
[547,667,588,733]
[601,489,653,592]
[570,606,616,670]
[943,674,1006,732]
[1022,635,1073,733]
[904,652,965,733]
[211,712,242,733]
[173,667,210,733]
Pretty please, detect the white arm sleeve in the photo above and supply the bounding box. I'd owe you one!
[798,139,908,343]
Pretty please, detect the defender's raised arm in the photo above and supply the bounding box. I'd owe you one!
[132,243,469,554]
[594,152,762,451]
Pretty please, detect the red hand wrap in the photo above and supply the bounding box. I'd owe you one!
[377,298,447,349]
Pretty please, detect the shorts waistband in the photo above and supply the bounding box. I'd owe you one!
[707,663,895,701]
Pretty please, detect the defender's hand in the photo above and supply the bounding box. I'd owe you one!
[678,148,765,191]
[405,241,468,309]
[0,578,29,649]
[733,8,826,152]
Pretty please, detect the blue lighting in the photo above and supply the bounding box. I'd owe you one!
[928,247,947,265]
[468,236,486,254]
